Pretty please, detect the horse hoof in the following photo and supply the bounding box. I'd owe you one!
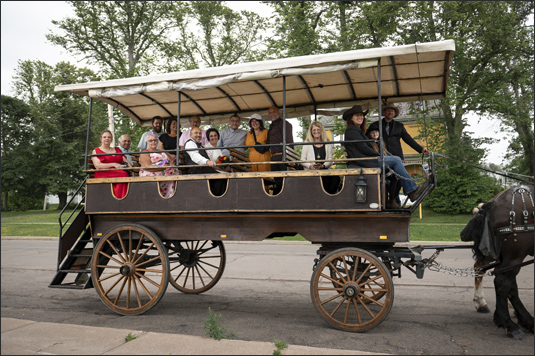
[507,329,525,340]
[476,305,491,313]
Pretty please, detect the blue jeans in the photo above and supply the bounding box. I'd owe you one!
[377,156,417,195]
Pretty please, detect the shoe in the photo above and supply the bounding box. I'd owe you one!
[408,181,429,201]
[386,199,401,209]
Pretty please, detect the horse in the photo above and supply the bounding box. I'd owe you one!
[462,185,534,339]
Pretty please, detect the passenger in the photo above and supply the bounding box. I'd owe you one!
[179,116,208,148]
[368,103,429,206]
[266,106,294,195]
[343,105,427,203]
[366,128,402,209]
[91,129,131,199]
[206,128,230,172]
[300,121,340,194]
[139,133,178,198]
[183,127,227,196]
[158,117,181,163]
[244,113,271,172]
[137,116,163,151]
[218,114,247,156]
[117,134,133,165]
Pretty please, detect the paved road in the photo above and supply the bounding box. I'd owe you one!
[1,239,533,355]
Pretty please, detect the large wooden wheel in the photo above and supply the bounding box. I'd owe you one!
[166,240,226,294]
[311,248,394,332]
[91,224,169,315]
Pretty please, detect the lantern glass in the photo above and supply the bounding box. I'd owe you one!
[354,173,368,203]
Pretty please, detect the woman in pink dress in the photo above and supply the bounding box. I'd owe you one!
[139,133,179,198]
[91,130,132,199]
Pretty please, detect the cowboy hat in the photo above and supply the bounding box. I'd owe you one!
[382,103,400,118]
[248,113,263,125]
[342,105,369,121]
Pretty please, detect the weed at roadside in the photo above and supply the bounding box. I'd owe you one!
[273,339,288,355]
[204,307,236,341]
[125,332,137,342]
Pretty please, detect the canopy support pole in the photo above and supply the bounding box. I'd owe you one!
[176,91,181,166]
[84,98,93,171]
[377,59,386,195]
[282,76,287,162]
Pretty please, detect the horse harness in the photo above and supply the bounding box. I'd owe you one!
[494,186,535,237]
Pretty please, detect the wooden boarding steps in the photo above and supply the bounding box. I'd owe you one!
[49,209,94,290]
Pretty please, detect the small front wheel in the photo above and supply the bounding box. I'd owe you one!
[166,240,226,294]
[311,248,394,332]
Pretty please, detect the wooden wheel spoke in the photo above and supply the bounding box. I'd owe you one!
[194,265,206,287]
[191,264,196,290]
[134,273,154,299]
[183,267,191,286]
[318,287,343,291]
[359,293,385,307]
[126,276,132,309]
[128,230,133,261]
[352,298,362,324]
[320,272,344,287]
[133,242,155,264]
[96,264,120,270]
[328,261,347,283]
[321,291,345,305]
[329,296,347,317]
[354,263,372,285]
[357,296,376,317]
[197,259,219,270]
[360,288,387,293]
[137,272,163,288]
[342,258,351,281]
[116,232,128,262]
[136,255,163,268]
[197,255,221,259]
[109,276,126,303]
[359,274,384,287]
[104,240,126,264]
[97,271,121,282]
[131,275,142,308]
[196,262,214,280]
[173,266,187,281]
[343,296,351,324]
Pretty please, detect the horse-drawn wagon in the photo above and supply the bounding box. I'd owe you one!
[49,39,513,333]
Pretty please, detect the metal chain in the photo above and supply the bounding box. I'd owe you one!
[426,261,493,277]
[423,249,493,278]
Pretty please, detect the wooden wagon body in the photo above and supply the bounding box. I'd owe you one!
[50,40,455,332]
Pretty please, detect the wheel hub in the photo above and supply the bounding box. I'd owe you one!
[120,262,136,277]
[178,249,199,267]
[343,281,360,299]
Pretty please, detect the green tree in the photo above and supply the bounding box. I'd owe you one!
[162,1,267,71]
[12,60,107,209]
[263,1,326,58]
[46,1,177,79]
[0,95,46,211]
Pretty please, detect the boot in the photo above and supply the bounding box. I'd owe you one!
[408,180,429,202]
[386,199,401,209]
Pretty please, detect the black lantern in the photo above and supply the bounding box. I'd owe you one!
[354,169,368,203]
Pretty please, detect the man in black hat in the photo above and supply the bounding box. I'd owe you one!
[367,103,429,160]
[343,105,428,206]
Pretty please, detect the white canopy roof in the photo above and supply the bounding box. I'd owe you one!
[55,40,455,126]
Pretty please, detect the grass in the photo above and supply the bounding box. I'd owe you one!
[1,206,82,237]
[1,206,472,242]
[204,307,236,341]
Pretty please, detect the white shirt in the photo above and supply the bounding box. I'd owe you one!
[117,146,133,164]
[205,142,223,162]
[184,139,209,165]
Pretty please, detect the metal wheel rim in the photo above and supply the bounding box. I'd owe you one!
[311,248,394,332]
[166,240,226,294]
[91,224,169,315]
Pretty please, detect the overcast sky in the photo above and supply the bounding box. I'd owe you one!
[1,1,510,165]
